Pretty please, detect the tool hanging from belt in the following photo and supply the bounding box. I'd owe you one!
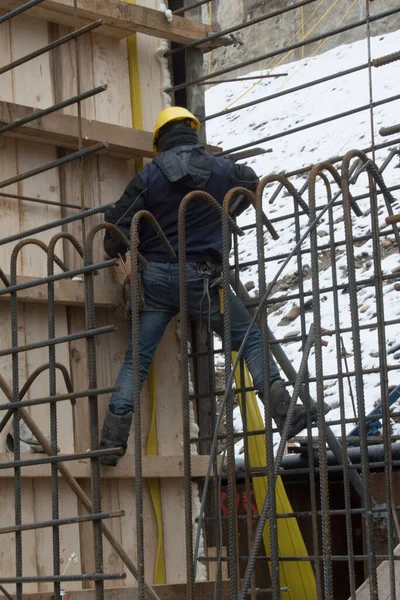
[196,262,224,332]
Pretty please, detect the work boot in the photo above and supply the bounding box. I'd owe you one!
[270,379,317,439]
[98,409,133,467]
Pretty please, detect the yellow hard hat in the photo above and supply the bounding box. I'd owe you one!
[153,106,201,152]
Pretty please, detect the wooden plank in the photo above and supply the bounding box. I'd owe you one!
[0,100,221,158]
[0,0,215,44]
[13,580,230,600]
[352,543,400,600]
[0,100,154,159]
[0,454,221,478]
[0,275,121,308]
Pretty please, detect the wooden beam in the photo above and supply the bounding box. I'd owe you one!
[0,0,217,43]
[0,454,222,479]
[16,581,230,599]
[0,100,221,159]
[0,275,120,308]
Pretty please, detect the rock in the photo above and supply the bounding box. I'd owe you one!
[318,230,328,237]
[286,305,301,321]
[244,280,255,291]
[334,215,344,224]
[304,298,313,311]
[382,239,392,249]
[278,317,290,327]
[360,305,369,313]
[394,283,400,292]
[392,266,400,274]
[394,352,400,360]
[280,283,291,291]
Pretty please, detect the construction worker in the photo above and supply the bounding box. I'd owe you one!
[99,106,311,466]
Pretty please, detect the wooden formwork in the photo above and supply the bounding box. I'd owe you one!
[0,0,217,594]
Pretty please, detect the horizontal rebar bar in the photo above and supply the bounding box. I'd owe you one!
[0,447,124,471]
[0,258,118,296]
[0,324,115,357]
[0,85,107,136]
[0,20,103,76]
[0,202,112,246]
[0,573,125,583]
[0,386,118,412]
[166,6,400,91]
[203,61,369,123]
[197,74,287,84]
[166,0,319,56]
[0,510,125,535]
[0,0,45,24]
[215,93,400,157]
[0,142,108,191]
[0,190,88,211]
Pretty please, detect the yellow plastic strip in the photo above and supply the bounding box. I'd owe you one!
[147,362,166,584]
[233,353,316,600]
[125,0,165,582]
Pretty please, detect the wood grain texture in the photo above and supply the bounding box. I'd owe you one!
[0,0,214,43]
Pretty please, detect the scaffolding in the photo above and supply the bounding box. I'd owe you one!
[0,1,399,599]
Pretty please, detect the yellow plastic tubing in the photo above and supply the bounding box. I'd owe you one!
[232,353,316,599]
[125,0,166,583]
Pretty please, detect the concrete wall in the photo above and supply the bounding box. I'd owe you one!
[208,0,400,78]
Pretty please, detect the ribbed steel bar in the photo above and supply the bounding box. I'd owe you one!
[0,573,124,584]
[0,142,108,191]
[0,385,117,413]
[130,211,176,600]
[0,325,115,357]
[341,150,378,598]
[365,157,397,598]
[222,188,257,598]
[309,168,334,598]
[0,258,117,297]
[0,510,124,536]
[327,178,356,598]
[197,74,287,84]
[238,326,316,600]
[0,190,86,210]
[0,373,161,600]
[165,6,400,92]
[166,0,319,56]
[0,447,124,470]
[203,62,369,123]
[0,85,107,136]
[47,232,84,600]
[0,202,111,246]
[0,20,103,76]
[9,211,23,600]
[254,179,281,598]
[0,0,45,24]
[179,191,223,600]
[215,93,400,158]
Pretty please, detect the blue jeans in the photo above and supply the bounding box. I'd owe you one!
[110,262,281,415]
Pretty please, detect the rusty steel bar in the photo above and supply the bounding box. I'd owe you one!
[0,20,103,76]
[0,0,45,24]
[0,510,124,536]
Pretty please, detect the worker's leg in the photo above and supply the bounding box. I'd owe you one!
[184,264,310,438]
[100,263,178,465]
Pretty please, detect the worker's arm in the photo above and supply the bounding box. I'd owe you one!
[230,163,259,216]
[103,173,147,259]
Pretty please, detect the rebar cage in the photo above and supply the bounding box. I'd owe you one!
[0,1,399,600]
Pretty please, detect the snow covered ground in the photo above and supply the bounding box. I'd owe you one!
[205,30,400,451]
